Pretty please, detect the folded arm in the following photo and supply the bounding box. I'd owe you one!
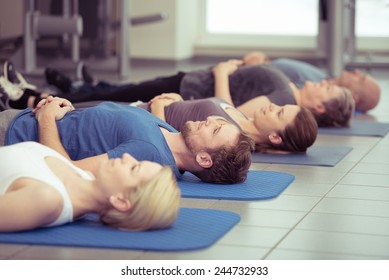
[33,96,108,174]
[212,59,243,105]
[148,93,183,121]
[242,51,270,65]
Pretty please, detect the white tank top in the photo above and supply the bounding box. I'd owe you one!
[0,142,94,227]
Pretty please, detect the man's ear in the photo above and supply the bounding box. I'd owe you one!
[351,91,360,105]
[268,133,282,145]
[195,151,213,168]
[109,194,131,212]
[314,103,326,114]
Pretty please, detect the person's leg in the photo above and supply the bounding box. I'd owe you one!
[7,89,49,109]
[68,72,186,103]
[9,69,186,106]
[0,109,21,146]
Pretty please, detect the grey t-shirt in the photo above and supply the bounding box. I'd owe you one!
[271,58,329,89]
[138,97,242,131]
[179,64,296,107]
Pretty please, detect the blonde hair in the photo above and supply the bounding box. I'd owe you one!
[100,166,180,231]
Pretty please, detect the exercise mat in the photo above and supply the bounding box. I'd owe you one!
[251,146,352,166]
[178,170,295,200]
[318,121,389,137]
[0,208,240,252]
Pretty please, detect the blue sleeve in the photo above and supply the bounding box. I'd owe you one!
[5,108,38,145]
[107,140,162,162]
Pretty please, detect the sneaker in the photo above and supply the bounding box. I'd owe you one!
[3,61,36,90]
[76,62,94,84]
[45,67,72,93]
[0,76,24,101]
[0,87,10,111]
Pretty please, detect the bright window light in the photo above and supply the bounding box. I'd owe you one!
[356,0,389,37]
[206,0,318,36]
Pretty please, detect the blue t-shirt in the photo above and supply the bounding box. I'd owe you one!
[5,102,181,177]
[271,58,329,89]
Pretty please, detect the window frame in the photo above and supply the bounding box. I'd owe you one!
[195,0,389,57]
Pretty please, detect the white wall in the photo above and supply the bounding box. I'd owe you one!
[130,0,199,60]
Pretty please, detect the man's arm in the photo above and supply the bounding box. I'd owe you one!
[34,96,74,161]
[212,59,243,105]
[148,93,183,121]
[242,51,270,65]
[33,96,108,174]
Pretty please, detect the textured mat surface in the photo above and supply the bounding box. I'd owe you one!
[0,208,240,251]
[251,146,353,166]
[318,121,389,137]
[178,170,295,200]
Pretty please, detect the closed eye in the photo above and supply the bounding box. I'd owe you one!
[214,125,223,135]
[131,163,140,172]
[277,108,284,119]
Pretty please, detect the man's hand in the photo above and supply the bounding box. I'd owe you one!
[33,96,75,121]
[212,59,244,76]
[148,93,183,121]
[149,98,176,112]
[243,51,270,65]
[148,92,183,105]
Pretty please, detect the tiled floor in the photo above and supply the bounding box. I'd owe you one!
[1,57,388,260]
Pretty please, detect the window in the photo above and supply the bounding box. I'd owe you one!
[356,0,389,37]
[198,0,389,54]
[206,0,318,36]
[355,0,389,51]
[198,0,319,50]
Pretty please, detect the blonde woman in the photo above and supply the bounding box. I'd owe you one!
[0,141,180,232]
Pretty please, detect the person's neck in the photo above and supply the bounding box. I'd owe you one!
[160,128,200,173]
[328,78,338,85]
[64,176,108,218]
[289,82,303,106]
[234,117,261,143]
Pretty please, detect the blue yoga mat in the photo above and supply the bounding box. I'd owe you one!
[0,208,240,252]
[251,146,352,166]
[318,121,389,137]
[178,170,295,200]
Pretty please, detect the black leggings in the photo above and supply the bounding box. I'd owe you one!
[63,71,186,104]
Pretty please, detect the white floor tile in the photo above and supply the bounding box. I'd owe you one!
[212,202,307,228]
[277,230,389,258]
[296,212,389,236]
[180,198,218,209]
[283,182,335,197]
[339,173,389,188]
[327,184,389,201]
[246,195,322,212]
[140,245,268,260]
[0,244,30,259]
[8,246,143,260]
[264,165,346,184]
[217,225,289,248]
[351,163,389,175]
[266,248,381,260]
[312,197,389,218]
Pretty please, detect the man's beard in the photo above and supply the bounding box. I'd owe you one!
[180,122,195,152]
